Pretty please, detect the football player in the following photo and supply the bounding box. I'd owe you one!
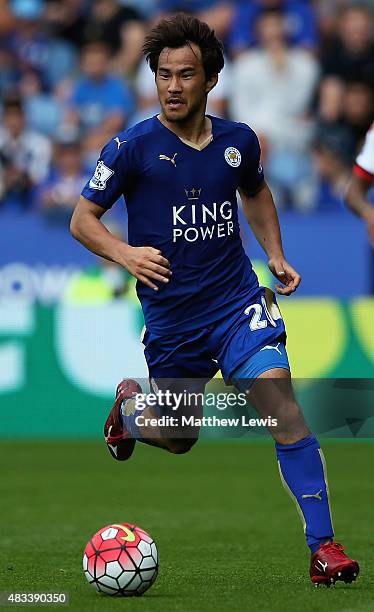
[346,123,374,242]
[71,14,359,586]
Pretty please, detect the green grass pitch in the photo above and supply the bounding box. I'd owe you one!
[0,440,372,611]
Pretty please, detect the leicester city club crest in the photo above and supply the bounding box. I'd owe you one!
[224,147,242,168]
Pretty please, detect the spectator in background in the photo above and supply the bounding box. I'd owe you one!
[309,3,374,214]
[19,68,62,136]
[0,0,19,93]
[316,78,373,151]
[230,8,319,209]
[65,41,135,137]
[228,0,318,57]
[154,0,236,41]
[43,0,89,49]
[318,4,374,139]
[312,124,354,210]
[7,0,77,91]
[0,0,16,36]
[81,0,142,53]
[0,47,20,97]
[37,132,89,222]
[120,0,158,19]
[0,0,371,216]
[343,80,373,145]
[321,3,374,87]
[0,95,51,207]
[312,0,359,48]
[317,75,345,124]
[113,19,148,86]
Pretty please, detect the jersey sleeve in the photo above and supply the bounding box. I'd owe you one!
[354,125,374,182]
[81,137,134,209]
[238,127,265,195]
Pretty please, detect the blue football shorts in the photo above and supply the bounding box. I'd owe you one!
[142,287,290,388]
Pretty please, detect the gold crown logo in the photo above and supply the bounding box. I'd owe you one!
[185,188,202,200]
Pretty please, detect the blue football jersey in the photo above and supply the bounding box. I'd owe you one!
[81,115,265,334]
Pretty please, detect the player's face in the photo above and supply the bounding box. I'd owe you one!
[155,44,217,123]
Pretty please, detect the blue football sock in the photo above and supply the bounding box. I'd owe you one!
[121,396,164,442]
[275,435,334,553]
[121,396,146,440]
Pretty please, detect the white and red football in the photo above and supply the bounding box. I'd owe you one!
[83,523,158,596]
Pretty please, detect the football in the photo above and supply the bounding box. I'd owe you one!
[83,523,158,596]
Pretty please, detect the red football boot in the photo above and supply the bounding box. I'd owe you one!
[104,379,142,461]
[310,541,359,587]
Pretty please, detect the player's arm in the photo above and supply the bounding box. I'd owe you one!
[239,182,301,295]
[70,196,171,291]
[345,173,374,246]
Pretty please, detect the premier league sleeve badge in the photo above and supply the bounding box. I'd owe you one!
[89,160,114,190]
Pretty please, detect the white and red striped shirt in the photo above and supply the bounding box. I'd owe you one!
[354,123,374,182]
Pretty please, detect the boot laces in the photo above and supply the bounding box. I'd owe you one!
[320,542,346,560]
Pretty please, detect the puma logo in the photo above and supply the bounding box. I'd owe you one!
[107,443,118,457]
[260,342,282,355]
[159,153,177,167]
[302,489,322,501]
[316,560,328,573]
[114,137,127,149]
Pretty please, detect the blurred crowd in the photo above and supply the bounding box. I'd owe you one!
[0,0,373,219]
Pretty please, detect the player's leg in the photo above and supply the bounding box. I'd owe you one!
[214,289,359,585]
[236,365,334,549]
[121,377,207,454]
[104,378,140,461]
[232,359,359,585]
[238,365,310,444]
[215,289,334,554]
[105,377,206,459]
[133,326,217,453]
[104,326,217,459]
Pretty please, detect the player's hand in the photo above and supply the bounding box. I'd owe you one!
[268,257,301,296]
[121,245,172,291]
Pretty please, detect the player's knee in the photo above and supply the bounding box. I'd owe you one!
[165,437,198,455]
[272,400,310,443]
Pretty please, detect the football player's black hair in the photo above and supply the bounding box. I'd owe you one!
[143,13,225,81]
